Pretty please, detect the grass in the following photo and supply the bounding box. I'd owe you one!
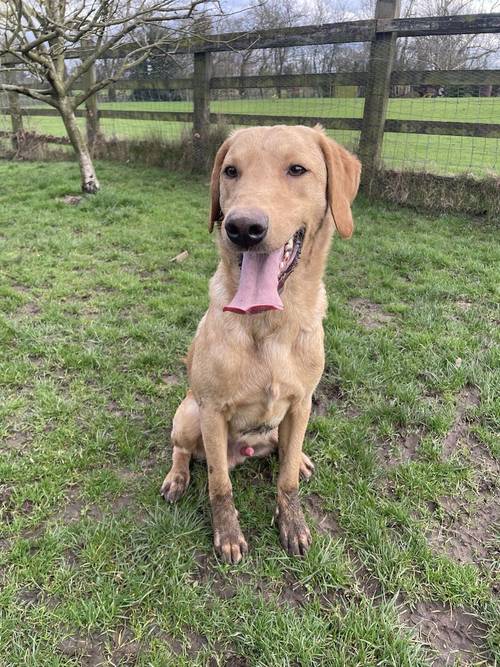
[1,96,499,177]
[0,160,499,666]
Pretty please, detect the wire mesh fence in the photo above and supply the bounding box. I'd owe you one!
[1,23,499,179]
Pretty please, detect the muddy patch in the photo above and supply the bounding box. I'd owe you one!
[278,579,309,607]
[16,587,43,606]
[11,283,30,294]
[194,552,254,600]
[442,386,480,458]
[428,493,499,567]
[224,657,249,667]
[62,195,83,206]
[0,431,31,454]
[194,550,308,608]
[312,378,347,417]
[311,378,361,419]
[58,633,107,666]
[349,298,394,330]
[55,489,104,524]
[379,429,424,468]
[161,372,181,386]
[304,494,341,536]
[455,300,472,312]
[0,486,35,524]
[58,627,141,666]
[106,400,126,418]
[16,302,41,317]
[401,601,491,666]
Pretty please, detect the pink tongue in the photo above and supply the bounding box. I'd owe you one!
[223,248,283,314]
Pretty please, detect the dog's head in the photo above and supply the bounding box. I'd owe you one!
[209,125,361,314]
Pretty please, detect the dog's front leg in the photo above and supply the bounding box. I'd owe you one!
[200,406,248,564]
[276,398,312,556]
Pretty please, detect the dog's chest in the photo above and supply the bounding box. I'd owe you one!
[229,379,290,437]
[226,344,309,437]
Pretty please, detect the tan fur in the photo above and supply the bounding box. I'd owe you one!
[161,125,361,562]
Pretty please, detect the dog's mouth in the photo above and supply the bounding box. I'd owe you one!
[278,228,304,292]
[223,229,304,315]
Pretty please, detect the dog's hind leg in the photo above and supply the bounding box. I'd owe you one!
[161,391,202,503]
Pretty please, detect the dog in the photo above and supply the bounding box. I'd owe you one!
[161,125,360,563]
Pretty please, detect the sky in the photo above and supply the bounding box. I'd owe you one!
[220,0,499,18]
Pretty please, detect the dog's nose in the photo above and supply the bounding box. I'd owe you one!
[224,208,268,248]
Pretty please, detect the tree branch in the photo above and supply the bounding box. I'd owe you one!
[0,83,60,107]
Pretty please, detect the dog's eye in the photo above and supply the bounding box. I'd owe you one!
[288,164,307,176]
[223,165,238,178]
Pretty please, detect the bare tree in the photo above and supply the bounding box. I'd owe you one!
[250,0,306,97]
[0,0,221,193]
[406,0,499,70]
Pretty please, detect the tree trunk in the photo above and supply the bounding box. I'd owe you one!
[59,99,100,194]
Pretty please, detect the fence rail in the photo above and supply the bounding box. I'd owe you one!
[54,69,500,92]
[2,13,498,65]
[5,107,499,140]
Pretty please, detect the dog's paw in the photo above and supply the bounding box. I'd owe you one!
[212,494,248,564]
[300,453,315,481]
[276,491,312,556]
[160,470,190,503]
[214,523,248,564]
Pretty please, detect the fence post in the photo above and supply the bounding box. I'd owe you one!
[81,39,100,153]
[2,66,24,150]
[358,0,400,192]
[192,51,211,170]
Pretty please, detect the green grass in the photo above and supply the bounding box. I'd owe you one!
[2,96,498,177]
[0,160,499,666]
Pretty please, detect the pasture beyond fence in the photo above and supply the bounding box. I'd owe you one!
[1,1,499,206]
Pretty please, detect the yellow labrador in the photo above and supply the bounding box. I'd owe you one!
[161,125,360,563]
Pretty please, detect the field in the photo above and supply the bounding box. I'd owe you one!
[1,160,499,666]
[1,96,499,177]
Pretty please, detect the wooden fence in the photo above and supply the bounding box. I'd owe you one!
[2,2,500,188]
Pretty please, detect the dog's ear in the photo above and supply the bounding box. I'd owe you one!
[209,137,232,233]
[316,131,361,239]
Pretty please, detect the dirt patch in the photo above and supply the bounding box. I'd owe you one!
[106,400,126,418]
[16,587,42,606]
[11,283,30,294]
[16,302,41,316]
[55,491,104,524]
[0,431,31,454]
[224,657,249,667]
[161,372,181,386]
[149,625,183,656]
[111,627,143,665]
[194,550,308,608]
[194,551,254,600]
[278,580,309,607]
[349,298,394,330]
[467,437,500,491]
[58,627,141,666]
[58,633,107,666]
[442,386,480,458]
[455,300,472,312]
[304,494,341,536]
[312,380,344,417]
[401,601,491,666]
[428,493,499,567]
[62,195,83,206]
[185,629,207,654]
[380,429,424,468]
[0,486,35,524]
